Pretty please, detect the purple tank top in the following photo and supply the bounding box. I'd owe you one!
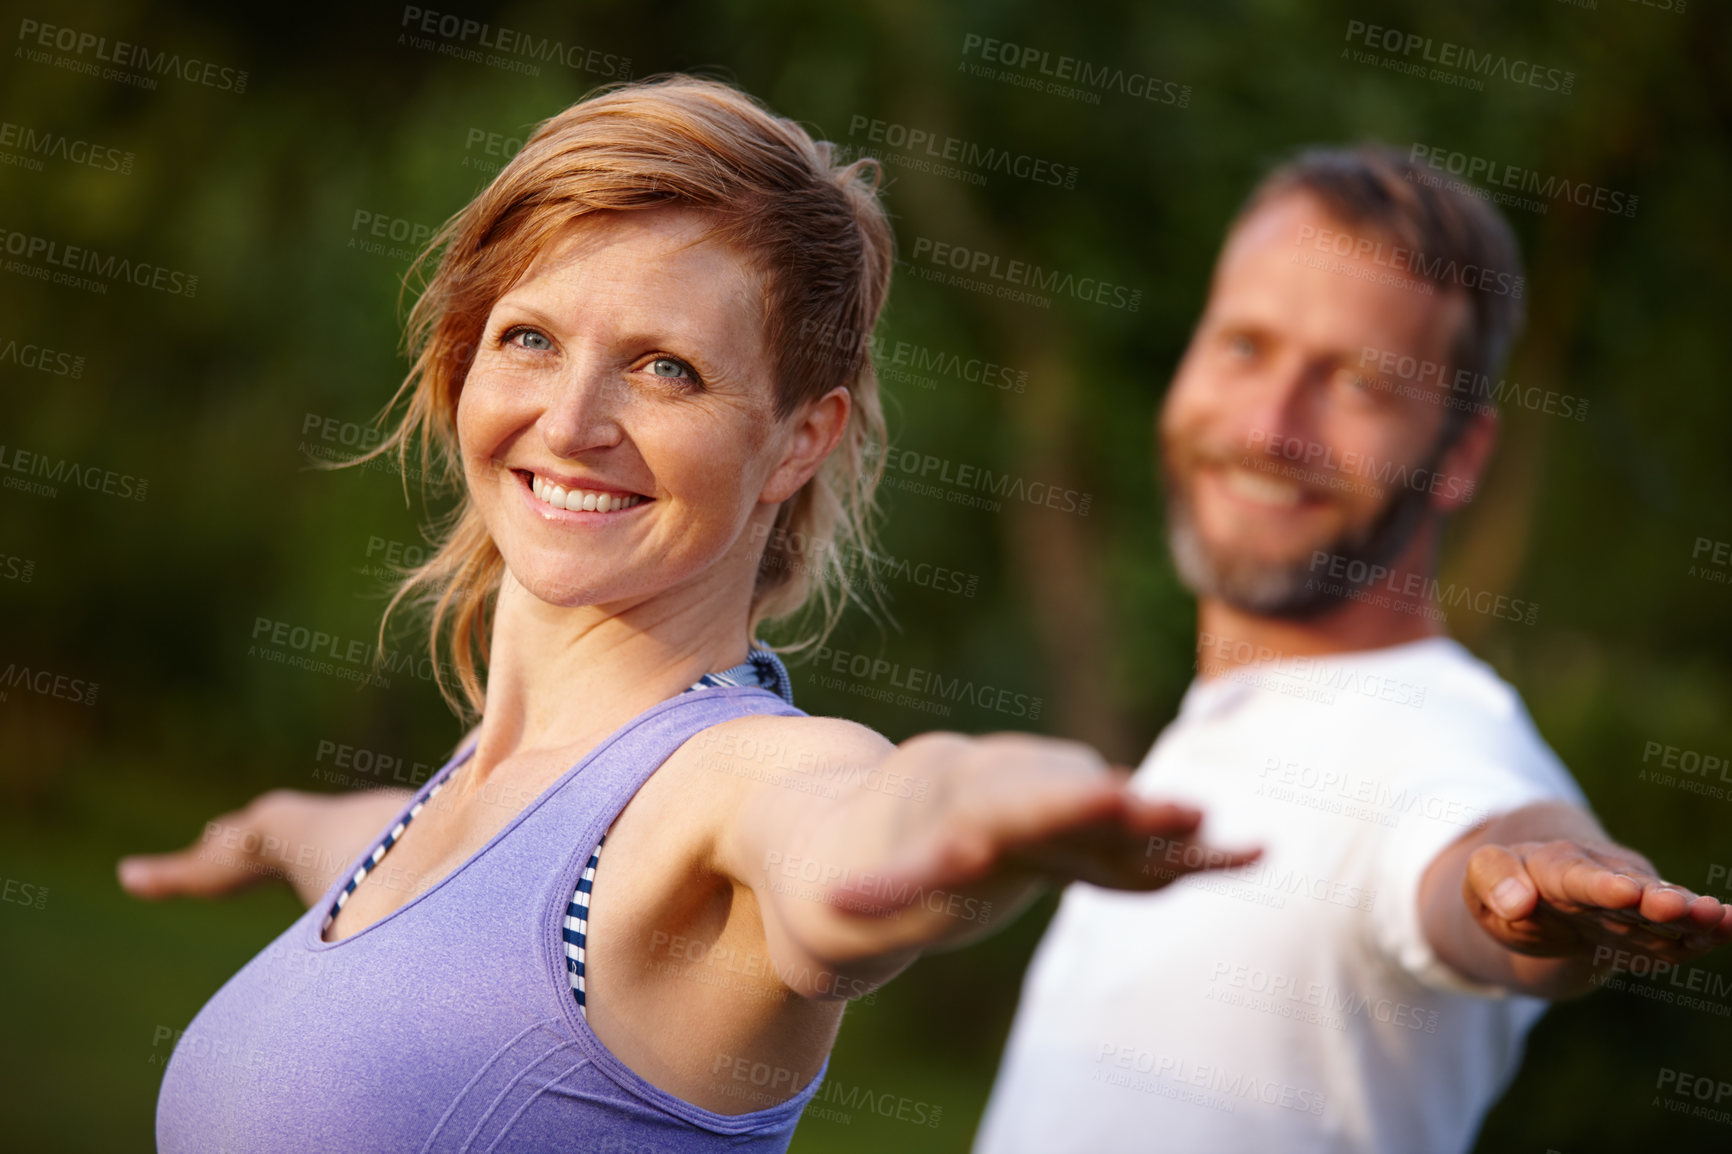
[156,685,821,1154]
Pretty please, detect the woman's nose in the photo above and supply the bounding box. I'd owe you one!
[539,369,626,458]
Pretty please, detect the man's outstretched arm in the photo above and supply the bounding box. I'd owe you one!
[1419,800,1732,999]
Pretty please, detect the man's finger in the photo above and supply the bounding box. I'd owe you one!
[1522,844,1644,913]
[1466,844,1536,921]
[1635,883,1702,925]
[1626,892,1732,941]
[1598,906,1689,941]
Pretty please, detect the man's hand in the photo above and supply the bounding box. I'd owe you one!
[1424,801,1732,998]
[1464,839,1732,964]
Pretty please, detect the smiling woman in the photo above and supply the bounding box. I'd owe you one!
[375,76,897,713]
[455,207,837,648]
[121,74,1250,1154]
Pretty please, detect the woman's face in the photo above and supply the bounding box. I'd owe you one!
[456,207,840,611]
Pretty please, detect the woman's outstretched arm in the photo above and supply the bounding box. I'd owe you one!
[118,787,415,908]
[706,716,1259,999]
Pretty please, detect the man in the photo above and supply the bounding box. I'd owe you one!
[971,147,1732,1153]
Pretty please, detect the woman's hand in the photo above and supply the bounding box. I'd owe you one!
[854,731,1256,902]
[712,721,1258,997]
[117,787,414,908]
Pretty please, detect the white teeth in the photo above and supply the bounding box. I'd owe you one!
[1222,468,1302,508]
[527,472,644,514]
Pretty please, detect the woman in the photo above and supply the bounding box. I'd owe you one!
[120,75,1249,1153]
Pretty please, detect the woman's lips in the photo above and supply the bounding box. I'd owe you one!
[516,469,650,514]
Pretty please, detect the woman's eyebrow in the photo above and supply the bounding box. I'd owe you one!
[483,297,566,332]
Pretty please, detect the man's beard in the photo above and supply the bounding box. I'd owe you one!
[1163,437,1446,620]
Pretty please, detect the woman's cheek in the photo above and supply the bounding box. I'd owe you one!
[452,381,493,462]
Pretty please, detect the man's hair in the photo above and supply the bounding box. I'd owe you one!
[1235,144,1525,438]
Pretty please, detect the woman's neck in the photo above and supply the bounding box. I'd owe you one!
[470,567,756,772]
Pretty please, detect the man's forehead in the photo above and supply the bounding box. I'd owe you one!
[1208,193,1470,360]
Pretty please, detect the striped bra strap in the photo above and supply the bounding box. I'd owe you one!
[323,648,795,944]
[565,647,794,1015]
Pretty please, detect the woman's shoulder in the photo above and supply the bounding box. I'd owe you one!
[681,709,896,770]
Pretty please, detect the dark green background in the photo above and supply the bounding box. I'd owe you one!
[3,1,1730,1151]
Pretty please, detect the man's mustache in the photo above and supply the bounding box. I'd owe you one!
[1164,435,1339,502]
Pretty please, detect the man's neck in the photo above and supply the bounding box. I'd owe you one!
[1193,530,1450,679]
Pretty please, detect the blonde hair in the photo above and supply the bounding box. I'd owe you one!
[354,75,893,720]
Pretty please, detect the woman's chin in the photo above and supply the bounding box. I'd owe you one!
[506,568,623,610]
[509,559,687,612]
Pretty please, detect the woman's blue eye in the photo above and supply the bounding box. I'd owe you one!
[505,327,552,351]
[650,357,690,380]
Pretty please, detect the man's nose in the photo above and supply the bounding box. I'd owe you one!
[1232,362,1320,453]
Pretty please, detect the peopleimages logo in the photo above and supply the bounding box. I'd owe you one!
[0,442,148,501]
[397,6,630,78]
[908,236,1141,312]
[0,334,83,378]
[1294,223,1523,299]
[844,115,1078,190]
[15,18,248,92]
[1093,1042,1328,1116]
[750,523,982,600]
[794,318,1031,395]
[870,442,1094,517]
[247,615,460,689]
[1341,20,1575,94]
[1408,143,1637,219]
[1305,550,1539,628]
[0,120,134,175]
[1357,345,1589,423]
[959,34,1191,107]
[0,227,199,297]
[0,662,99,706]
[810,645,1044,721]
[1209,960,1442,1033]
[1245,429,1477,503]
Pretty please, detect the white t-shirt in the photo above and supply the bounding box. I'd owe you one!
[972,637,1587,1154]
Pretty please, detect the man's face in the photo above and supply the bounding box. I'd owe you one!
[1159,192,1474,616]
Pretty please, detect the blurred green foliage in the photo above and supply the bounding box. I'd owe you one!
[2,1,1730,1151]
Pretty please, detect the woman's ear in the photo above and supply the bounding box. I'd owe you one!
[760,387,852,504]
